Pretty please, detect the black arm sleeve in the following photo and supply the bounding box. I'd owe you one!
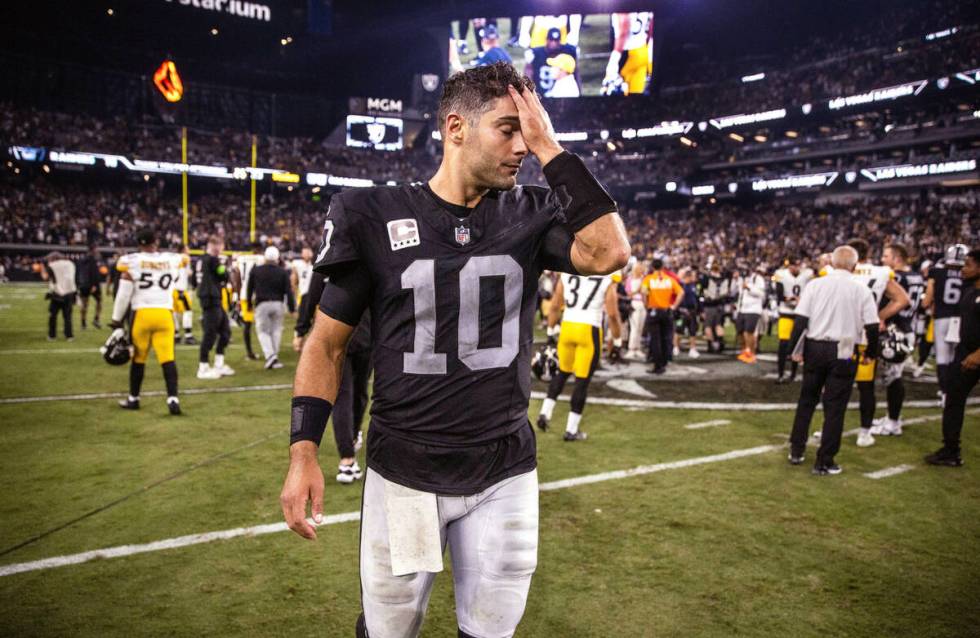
[246,270,255,307]
[541,151,618,232]
[864,323,880,359]
[539,223,579,274]
[319,264,373,327]
[788,316,809,353]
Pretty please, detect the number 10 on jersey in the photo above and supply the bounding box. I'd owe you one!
[401,255,523,374]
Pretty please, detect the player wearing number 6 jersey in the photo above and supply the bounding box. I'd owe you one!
[536,272,621,440]
[279,63,629,638]
[110,229,186,415]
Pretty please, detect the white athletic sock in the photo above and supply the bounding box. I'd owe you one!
[183,312,193,330]
[566,411,582,435]
[129,394,138,402]
[859,427,871,436]
[541,398,556,420]
[215,354,225,369]
[167,396,179,404]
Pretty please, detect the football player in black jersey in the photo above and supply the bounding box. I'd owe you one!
[870,244,925,436]
[279,63,629,638]
[923,244,969,402]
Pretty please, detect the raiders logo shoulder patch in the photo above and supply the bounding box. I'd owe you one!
[387,218,420,251]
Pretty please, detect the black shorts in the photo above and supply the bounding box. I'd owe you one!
[735,313,760,334]
[675,309,699,337]
[78,285,101,300]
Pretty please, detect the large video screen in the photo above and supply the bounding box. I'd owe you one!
[449,13,654,97]
[346,115,403,151]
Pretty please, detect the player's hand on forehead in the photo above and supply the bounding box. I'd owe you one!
[507,84,562,165]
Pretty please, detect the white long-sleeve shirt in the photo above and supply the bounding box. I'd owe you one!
[736,273,767,315]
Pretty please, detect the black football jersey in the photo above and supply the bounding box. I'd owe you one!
[313,183,580,494]
[929,265,963,319]
[888,269,925,331]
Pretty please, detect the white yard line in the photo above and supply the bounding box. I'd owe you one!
[0,442,783,578]
[529,391,980,412]
[0,384,292,404]
[4,387,978,410]
[864,464,916,480]
[0,344,239,355]
[2,408,976,577]
[684,419,732,430]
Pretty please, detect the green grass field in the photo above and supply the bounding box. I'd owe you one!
[1,282,978,637]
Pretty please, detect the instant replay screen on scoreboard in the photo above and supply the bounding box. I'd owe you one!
[448,12,655,97]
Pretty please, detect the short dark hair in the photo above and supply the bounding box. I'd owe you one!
[437,62,534,136]
[136,229,156,246]
[886,243,909,263]
[847,238,870,260]
[967,249,980,264]
[651,258,664,270]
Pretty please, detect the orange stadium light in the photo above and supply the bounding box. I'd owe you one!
[153,60,184,103]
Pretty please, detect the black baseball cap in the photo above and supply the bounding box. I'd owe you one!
[547,27,562,41]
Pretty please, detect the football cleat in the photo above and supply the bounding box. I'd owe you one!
[264,357,282,370]
[688,347,700,359]
[196,365,222,380]
[788,453,805,465]
[911,363,925,378]
[337,461,363,484]
[856,431,876,447]
[775,375,790,385]
[118,397,140,410]
[870,417,902,436]
[536,414,549,432]
[924,448,963,467]
[167,398,182,416]
[216,363,236,376]
[812,463,842,476]
[563,430,588,442]
[183,335,198,345]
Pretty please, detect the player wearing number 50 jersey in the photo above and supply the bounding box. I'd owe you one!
[279,63,629,638]
[536,272,622,440]
[109,229,187,415]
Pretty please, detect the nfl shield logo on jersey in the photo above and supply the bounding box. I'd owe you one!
[455,225,470,246]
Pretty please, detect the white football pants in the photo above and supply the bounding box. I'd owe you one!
[360,467,539,638]
[254,300,285,360]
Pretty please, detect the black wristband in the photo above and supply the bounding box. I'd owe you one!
[542,151,618,232]
[290,396,333,446]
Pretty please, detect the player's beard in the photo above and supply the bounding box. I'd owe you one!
[468,145,519,191]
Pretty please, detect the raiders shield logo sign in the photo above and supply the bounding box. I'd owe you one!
[455,225,471,246]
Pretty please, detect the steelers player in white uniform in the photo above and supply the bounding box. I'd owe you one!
[536,272,623,441]
[848,239,911,448]
[601,12,654,96]
[172,243,196,345]
[772,257,813,383]
[231,244,266,361]
[517,14,582,49]
[110,229,187,415]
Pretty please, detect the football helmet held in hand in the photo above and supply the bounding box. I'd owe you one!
[531,344,559,380]
[101,328,132,366]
